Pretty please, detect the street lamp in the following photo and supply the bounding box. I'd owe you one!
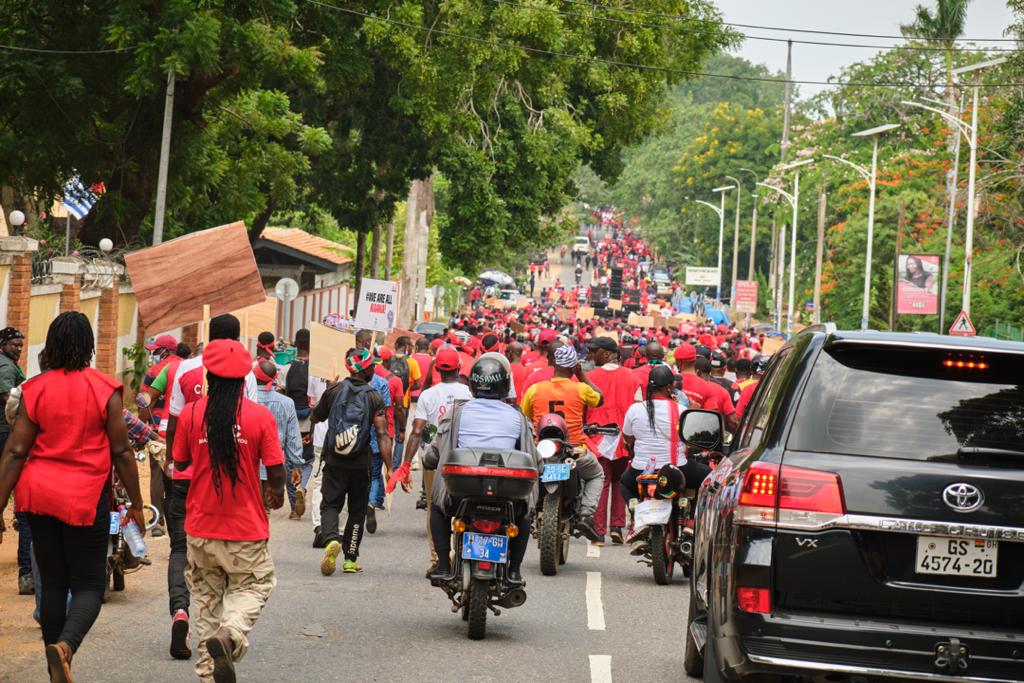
[824,122,900,330]
[903,56,1006,318]
[8,210,25,236]
[725,175,743,304]
[694,183,735,302]
[738,168,760,280]
[757,158,813,336]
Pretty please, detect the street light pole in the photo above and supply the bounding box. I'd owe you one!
[695,185,734,303]
[939,93,965,332]
[725,175,742,305]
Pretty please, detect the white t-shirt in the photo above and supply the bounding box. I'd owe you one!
[308,375,328,448]
[415,381,473,427]
[622,398,685,471]
[166,355,257,423]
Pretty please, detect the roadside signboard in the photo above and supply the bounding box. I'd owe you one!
[734,280,758,314]
[897,254,940,316]
[685,267,720,287]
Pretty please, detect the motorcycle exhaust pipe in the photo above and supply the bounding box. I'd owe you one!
[497,588,527,609]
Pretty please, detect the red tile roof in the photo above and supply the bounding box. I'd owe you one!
[259,227,353,266]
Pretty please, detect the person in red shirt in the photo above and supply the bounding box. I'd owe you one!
[632,341,666,399]
[0,312,144,682]
[585,336,639,545]
[672,344,709,410]
[694,356,739,431]
[505,341,529,399]
[409,338,433,404]
[524,328,557,375]
[174,339,284,683]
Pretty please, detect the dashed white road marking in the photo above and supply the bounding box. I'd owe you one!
[587,543,601,558]
[589,655,612,683]
[586,571,605,630]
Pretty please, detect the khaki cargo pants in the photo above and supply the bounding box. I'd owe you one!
[185,536,276,683]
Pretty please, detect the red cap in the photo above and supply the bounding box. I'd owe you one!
[430,338,445,351]
[376,346,394,362]
[435,347,462,371]
[145,334,177,352]
[538,328,557,345]
[203,339,252,379]
[673,344,697,362]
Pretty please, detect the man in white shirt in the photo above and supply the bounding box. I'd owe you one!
[400,348,472,573]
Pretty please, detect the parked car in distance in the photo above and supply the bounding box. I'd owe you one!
[414,321,447,338]
[685,325,1024,683]
[652,268,672,296]
[573,235,591,255]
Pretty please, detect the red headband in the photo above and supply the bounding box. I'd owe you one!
[254,363,277,384]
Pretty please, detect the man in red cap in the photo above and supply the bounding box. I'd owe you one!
[672,344,710,410]
[173,339,285,683]
[399,347,472,573]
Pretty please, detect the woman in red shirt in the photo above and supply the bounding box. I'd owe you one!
[0,312,143,683]
[173,339,285,683]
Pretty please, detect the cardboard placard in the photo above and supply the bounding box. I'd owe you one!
[670,313,698,324]
[125,221,266,333]
[647,303,662,314]
[594,328,618,344]
[309,322,356,380]
[510,321,525,334]
[607,299,622,311]
[576,306,595,321]
[384,327,423,349]
[233,297,277,340]
[761,337,785,356]
[627,313,655,328]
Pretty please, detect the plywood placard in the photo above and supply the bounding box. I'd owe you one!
[383,327,423,349]
[233,297,277,340]
[125,222,266,333]
[576,306,595,321]
[309,322,356,380]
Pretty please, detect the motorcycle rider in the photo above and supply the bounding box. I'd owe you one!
[620,365,712,529]
[423,354,539,586]
[519,344,605,542]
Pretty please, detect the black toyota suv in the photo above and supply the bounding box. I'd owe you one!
[683,326,1024,682]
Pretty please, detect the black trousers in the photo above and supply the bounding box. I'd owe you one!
[164,478,190,616]
[25,491,108,653]
[319,465,370,560]
[429,500,532,575]
[619,460,712,504]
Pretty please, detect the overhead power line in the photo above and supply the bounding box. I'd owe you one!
[491,0,1015,53]
[0,43,135,54]
[305,0,1023,89]
[555,0,1021,44]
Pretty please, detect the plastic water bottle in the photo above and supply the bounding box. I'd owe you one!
[119,505,148,557]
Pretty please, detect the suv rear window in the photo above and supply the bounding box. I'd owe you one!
[787,344,1024,461]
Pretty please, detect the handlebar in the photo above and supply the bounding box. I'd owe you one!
[582,424,620,437]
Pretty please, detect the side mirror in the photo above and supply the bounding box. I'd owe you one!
[679,409,724,451]
[536,439,559,460]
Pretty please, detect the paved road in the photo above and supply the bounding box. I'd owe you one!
[3,468,699,683]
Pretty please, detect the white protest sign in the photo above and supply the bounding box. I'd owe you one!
[354,278,400,332]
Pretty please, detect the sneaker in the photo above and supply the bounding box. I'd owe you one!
[609,527,624,545]
[204,629,236,683]
[18,573,34,595]
[312,526,326,549]
[151,524,166,538]
[415,494,427,510]
[321,540,342,576]
[288,510,300,520]
[169,609,192,660]
[365,506,377,535]
[342,559,361,573]
[293,488,306,518]
[574,516,602,543]
[593,538,606,547]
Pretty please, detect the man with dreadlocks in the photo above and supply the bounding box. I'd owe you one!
[173,339,285,683]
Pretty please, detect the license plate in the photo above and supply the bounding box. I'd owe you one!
[541,463,571,483]
[461,532,509,564]
[634,498,673,528]
[915,536,998,578]
[109,511,121,535]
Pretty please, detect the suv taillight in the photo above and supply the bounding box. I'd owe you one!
[737,462,846,529]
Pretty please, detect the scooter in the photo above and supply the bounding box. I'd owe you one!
[434,447,536,640]
[104,444,162,601]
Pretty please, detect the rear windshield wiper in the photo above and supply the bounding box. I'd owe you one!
[957,446,1024,459]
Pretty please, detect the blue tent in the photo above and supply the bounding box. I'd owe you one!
[706,307,730,326]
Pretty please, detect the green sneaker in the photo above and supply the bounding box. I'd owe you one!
[321,540,341,576]
[342,559,361,573]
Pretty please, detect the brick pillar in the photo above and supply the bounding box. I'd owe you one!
[7,253,32,374]
[96,286,119,377]
[59,279,81,312]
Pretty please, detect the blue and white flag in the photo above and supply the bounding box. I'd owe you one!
[63,176,97,220]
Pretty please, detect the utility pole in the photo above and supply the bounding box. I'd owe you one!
[370,223,382,278]
[780,40,793,164]
[889,198,906,331]
[776,224,786,330]
[939,93,965,332]
[813,188,826,325]
[768,218,778,301]
[731,182,741,305]
[384,219,395,280]
[152,67,175,245]
[748,195,758,281]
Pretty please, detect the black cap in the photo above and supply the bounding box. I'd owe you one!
[735,358,753,374]
[710,351,725,368]
[695,356,712,373]
[694,344,713,359]
[587,336,618,353]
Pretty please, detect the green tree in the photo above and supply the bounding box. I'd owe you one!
[900,0,973,98]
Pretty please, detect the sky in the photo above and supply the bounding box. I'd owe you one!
[714,0,1017,99]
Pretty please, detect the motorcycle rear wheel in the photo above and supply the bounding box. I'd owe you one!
[112,567,126,592]
[650,526,674,585]
[466,578,489,640]
[539,491,562,576]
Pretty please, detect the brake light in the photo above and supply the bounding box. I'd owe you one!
[736,587,771,614]
[477,561,492,571]
[472,519,502,534]
[736,462,845,529]
[442,465,537,479]
[943,356,988,370]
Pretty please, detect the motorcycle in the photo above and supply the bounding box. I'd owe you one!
[434,447,536,640]
[533,417,616,576]
[574,265,583,285]
[104,443,163,601]
[628,413,724,586]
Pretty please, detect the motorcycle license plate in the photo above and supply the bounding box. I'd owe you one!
[915,536,997,578]
[109,512,121,535]
[461,532,509,564]
[634,499,673,528]
[541,463,571,483]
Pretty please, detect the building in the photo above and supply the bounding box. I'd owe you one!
[252,227,354,292]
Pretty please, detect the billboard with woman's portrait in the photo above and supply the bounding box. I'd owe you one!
[896,254,940,315]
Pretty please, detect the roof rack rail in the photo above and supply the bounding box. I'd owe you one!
[798,322,837,336]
